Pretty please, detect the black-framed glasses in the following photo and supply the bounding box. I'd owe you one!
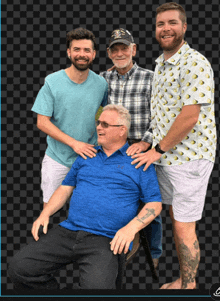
[95,120,123,128]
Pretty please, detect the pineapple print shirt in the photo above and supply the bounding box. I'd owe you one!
[145,42,217,166]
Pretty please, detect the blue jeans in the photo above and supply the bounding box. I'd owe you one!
[8,226,119,292]
[143,214,163,259]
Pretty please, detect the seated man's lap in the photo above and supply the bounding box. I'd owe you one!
[9,226,119,289]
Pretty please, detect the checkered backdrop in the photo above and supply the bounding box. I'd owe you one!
[1,0,220,295]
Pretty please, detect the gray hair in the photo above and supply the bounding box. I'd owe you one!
[102,104,131,132]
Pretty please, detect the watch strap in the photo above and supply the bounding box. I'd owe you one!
[155,143,165,154]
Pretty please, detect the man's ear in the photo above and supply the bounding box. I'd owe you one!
[93,50,96,60]
[119,125,127,137]
[183,22,187,35]
[67,49,70,58]
[107,48,112,59]
[132,44,137,57]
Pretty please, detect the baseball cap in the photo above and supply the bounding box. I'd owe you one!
[108,28,134,48]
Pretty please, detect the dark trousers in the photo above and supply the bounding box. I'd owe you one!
[8,226,119,292]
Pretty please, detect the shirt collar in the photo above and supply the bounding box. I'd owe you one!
[155,42,191,66]
[96,142,129,156]
[112,61,138,79]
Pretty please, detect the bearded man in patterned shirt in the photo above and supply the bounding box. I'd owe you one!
[132,2,217,289]
[100,28,162,269]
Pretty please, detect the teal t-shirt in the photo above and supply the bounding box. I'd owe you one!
[32,70,108,167]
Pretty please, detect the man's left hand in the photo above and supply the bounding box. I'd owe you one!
[131,148,162,171]
[126,141,150,156]
[110,226,136,255]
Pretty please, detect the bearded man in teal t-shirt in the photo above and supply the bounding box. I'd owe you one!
[32,28,108,208]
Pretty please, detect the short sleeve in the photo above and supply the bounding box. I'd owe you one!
[31,80,55,116]
[62,157,82,187]
[180,59,214,107]
[139,164,162,204]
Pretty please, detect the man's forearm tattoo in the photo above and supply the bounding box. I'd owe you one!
[136,208,156,225]
[179,239,200,289]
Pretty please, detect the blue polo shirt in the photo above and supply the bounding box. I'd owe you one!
[60,142,161,239]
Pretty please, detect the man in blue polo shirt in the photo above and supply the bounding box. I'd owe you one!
[9,104,162,291]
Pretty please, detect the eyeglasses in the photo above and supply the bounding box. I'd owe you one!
[96,120,123,128]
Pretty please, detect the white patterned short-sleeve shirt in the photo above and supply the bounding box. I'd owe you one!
[150,42,217,166]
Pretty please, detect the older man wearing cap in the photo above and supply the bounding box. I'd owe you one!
[100,29,162,269]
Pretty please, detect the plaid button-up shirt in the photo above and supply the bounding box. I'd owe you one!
[100,62,153,143]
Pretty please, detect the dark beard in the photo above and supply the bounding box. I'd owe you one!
[70,57,93,71]
[158,34,184,52]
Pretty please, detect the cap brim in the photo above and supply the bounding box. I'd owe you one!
[109,39,131,48]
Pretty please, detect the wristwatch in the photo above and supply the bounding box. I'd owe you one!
[155,143,165,154]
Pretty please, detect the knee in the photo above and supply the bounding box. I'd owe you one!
[8,254,28,283]
[8,256,20,282]
[174,221,196,240]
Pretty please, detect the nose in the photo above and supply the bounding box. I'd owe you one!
[115,49,124,56]
[163,22,171,31]
[78,49,87,57]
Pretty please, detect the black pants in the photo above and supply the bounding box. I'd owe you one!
[8,226,119,292]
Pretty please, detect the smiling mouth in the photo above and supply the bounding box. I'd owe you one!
[162,35,174,40]
[76,58,89,62]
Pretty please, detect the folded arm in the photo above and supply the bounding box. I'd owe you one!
[110,201,162,255]
[37,114,97,159]
[32,185,74,241]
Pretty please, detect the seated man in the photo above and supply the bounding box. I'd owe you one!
[8,104,162,292]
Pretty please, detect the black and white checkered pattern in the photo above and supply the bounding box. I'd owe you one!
[1,0,220,296]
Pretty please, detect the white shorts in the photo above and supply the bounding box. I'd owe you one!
[41,154,71,203]
[155,160,214,222]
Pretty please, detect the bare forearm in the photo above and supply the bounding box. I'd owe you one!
[41,185,74,218]
[110,202,162,254]
[159,105,201,152]
[127,202,162,235]
[37,115,97,159]
[32,185,74,240]
[37,116,76,148]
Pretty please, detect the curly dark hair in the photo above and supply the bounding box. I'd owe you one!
[156,2,187,24]
[66,27,97,51]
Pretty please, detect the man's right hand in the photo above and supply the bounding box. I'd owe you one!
[31,214,49,241]
[71,140,97,159]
